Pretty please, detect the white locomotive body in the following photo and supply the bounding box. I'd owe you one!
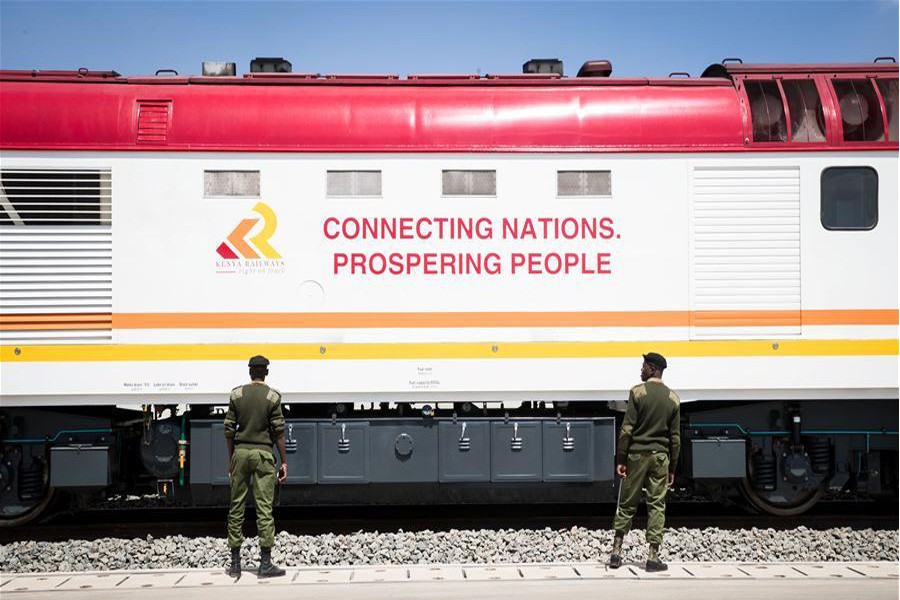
[0,58,896,522]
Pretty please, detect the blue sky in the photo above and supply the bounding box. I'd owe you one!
[1,1,898,77]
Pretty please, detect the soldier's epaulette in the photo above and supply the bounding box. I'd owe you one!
[266,388,282,404]
[669,390,681,405]
[230,385,244,400]
[631,384,647,399]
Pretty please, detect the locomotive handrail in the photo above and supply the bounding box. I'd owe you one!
[874,56,897,63]
[721,57,743,64]
[668,72,691,78]
[154,69,179,76]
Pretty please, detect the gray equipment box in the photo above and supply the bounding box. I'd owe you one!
[370,421,438,482]
[592,418,616,481]
[438,420,490,482]
[319,422,369,484]
[51,446,110,488]
[691,438,746,479]
[491,421,542,482]
[190,422,230,485]
[542,421,593,481]
[281,421,317,484]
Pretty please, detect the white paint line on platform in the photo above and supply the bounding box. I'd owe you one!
[293,569,353,584]
[680,564,751,579]
[634,565,696,579]
[574,564,640,579]
[351,567,410,582]
[408,566,466,581]
[115,572,186,589]
[2,562,898,592]
[55,574,129,591]
[4,575,71,592]
[462,566,523,581]
[519,565,580,580]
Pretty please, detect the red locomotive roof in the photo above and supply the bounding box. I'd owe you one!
[0,63,896,153]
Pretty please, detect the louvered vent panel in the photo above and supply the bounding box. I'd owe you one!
[442,170,496,196]
[690,166,801,339]
[1,169,112,344]
[326,171,382,197]
[137,100,171,144]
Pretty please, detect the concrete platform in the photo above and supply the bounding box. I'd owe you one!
[1,562,897,600]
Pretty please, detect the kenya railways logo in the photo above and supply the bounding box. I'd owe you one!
[215,202,285,275]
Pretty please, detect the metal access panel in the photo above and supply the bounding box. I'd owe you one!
[542,421,594,481]
[190,421,230,486]
[50,446,110,487]
[691,438,746,479]
[369,420,438,482]
[491,421,542,482]
[318,422,369,484]
[281,421,317,484]
[592,418,616,481]
[438,420,490,482]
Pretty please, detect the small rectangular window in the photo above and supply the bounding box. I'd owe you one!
[326,171,382,197]
[0,169,111,226]
[821,167,878,230]
[557,171,611,196]
[783,80,826,143]
[876,79,898,141]
[204,170,260,198]
[833,80,885,142]
[746,80,787,142]
[442,170,496,196]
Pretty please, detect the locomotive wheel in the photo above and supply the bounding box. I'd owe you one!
[0,449,55,528]
[738,477,824,516]
[0,487,56,528]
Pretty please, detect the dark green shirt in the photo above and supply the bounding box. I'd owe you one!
[223,382,285,453]
[616,379,681,471]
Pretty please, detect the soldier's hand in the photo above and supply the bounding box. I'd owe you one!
[667,472,675,487]
[277,463,288,483]
[616,463,627,478]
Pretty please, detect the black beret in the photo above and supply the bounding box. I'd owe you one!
[248,355,270,368]
[642,352,667,370]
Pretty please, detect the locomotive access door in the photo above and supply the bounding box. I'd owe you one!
[689,166,801,339]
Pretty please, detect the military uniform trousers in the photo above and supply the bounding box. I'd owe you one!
[612,451,670,545]
[227,446,276,549]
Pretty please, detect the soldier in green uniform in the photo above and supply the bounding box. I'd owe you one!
[224,355,288,579]
[609,352,680,572]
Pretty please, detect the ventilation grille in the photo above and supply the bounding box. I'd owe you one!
[1,169,112,345]
[136,100,171,144]
[1,169,111,226]
[690,166,800,338]
[442,170,496,196]
[204,171,260,198]
[557,171,611,196]
[327,171,382,197]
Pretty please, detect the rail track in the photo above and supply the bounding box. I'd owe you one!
[1,501,895,544]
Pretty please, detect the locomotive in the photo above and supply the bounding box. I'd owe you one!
[0,56,897,525]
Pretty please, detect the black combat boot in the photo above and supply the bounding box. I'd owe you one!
[258,547,286,578]
[227,546,241,579]
[608,534,624,569]
[645,543,668,572]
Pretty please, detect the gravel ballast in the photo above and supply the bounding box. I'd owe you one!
[1,526,897,573]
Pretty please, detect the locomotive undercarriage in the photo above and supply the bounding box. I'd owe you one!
[0,399,896,526]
